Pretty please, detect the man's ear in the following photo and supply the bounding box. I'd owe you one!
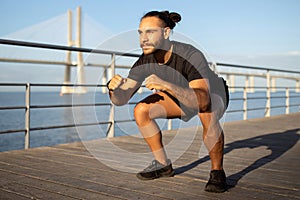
[163,27,171,39]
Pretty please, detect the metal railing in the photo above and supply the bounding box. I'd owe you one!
[1,82,299,150]
[0,83,109,149]
[226,86,300,120]
[1,39,300,149]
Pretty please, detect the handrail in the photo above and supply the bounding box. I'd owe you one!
[0,38,140,57]
[216,62,300,74]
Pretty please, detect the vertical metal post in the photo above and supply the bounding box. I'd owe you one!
[286,87,290,114]
[249,76,254,93]
[107,54,116,138]
[230,75,235,93]
[243,87,247,120]
[25,83,31,149]
[211,62,218,74]
[167,119,172,130]
[265,70,271,117]
[226,74,230,92]
[271,77,276,92]
[245,76,249,93]
[137,87,143,94]
[102,67,107,94]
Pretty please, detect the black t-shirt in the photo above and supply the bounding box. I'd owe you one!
[128,41,229,119]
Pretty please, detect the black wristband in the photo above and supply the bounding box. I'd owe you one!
[106,80,114,92]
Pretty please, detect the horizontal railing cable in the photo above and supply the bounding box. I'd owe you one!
[0,129,26,135]
[30,121,111,131]
[30,103,111,109]
[0,106,26,110]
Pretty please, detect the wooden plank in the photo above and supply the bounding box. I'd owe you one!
[0,174,78,200]
[0,188,33,200]
[0,153,211,199]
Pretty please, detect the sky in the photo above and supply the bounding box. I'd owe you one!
[0,0,300,87]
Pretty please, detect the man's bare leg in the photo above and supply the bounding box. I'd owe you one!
[137,119,168,165]
[134,92,183,165]
[199,94,227,192]
[199,113,224,170]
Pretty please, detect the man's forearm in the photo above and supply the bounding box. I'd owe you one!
[109,88,130,106]
[166,84,210,112]
[144,74,210,112]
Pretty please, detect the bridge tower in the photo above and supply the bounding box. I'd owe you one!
[60,7,86,95]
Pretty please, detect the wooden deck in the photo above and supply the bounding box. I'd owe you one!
[0,113,299,200]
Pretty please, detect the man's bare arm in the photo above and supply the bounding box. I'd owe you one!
[107,75,141,106]
[145,74,210,112]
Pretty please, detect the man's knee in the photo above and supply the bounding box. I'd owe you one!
[207,94,226,120]
[134,103,151,125]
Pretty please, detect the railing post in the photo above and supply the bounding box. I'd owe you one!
[25,83,31,149]
[243,87,247,120]
[265,70,271,117]
[211,62,218,73]
[286,87,290,114]
[245,75,255,93]
[245,75,249,93]
[229,75,235,93]
[107,54,116,138]
[271,77,276,92]
[167,119,172,130]
[102,67,107,94]
[249,76,254,93]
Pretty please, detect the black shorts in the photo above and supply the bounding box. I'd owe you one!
[164,77,229,122]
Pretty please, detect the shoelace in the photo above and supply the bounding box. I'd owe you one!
[144,160,161,172]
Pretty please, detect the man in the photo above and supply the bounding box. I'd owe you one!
[107,11,229,193]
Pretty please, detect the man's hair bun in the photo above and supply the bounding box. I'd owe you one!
[163,11,181,24]
[141,10,182,29]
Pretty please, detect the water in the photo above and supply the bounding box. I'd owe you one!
[0,91,299,152]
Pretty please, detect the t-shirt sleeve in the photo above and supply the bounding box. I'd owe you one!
[127,57,147,83]
[185,50,210,82]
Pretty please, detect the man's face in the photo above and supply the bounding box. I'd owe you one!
[138,17,167,55]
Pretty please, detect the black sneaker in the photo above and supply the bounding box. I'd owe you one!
[136,159,175,180]
[205,170,227,193]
